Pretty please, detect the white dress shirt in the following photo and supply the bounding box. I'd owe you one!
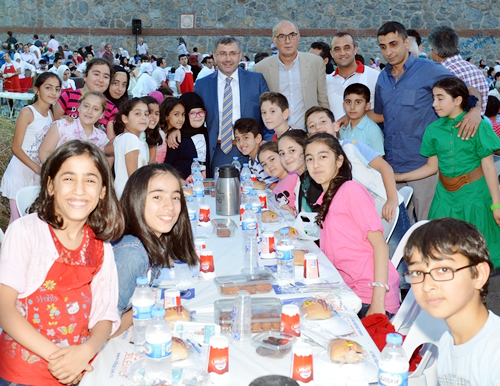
[217,70,241,140]
[278,52,305,130]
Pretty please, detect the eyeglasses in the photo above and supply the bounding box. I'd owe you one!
[403,264,475,284]
[275,32,299,42]
[188,110,206,118]
[216,51,241,59]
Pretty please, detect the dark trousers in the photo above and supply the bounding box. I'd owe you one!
[210,144,249,176]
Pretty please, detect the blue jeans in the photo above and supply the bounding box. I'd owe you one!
[358,303,395,319]
[387,202,411,290]
[0,377,29,386]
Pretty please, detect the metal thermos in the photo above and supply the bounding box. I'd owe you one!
[216,165,240,215]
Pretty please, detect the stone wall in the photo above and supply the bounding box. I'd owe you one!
[1,0,499,65]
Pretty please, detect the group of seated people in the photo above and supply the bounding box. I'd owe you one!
[0,23,500,384]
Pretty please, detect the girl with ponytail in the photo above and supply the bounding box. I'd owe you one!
[304,133,400,318]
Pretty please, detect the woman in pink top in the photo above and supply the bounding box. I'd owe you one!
[304,133,400,317]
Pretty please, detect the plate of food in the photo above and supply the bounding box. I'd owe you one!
[300,299,351,335]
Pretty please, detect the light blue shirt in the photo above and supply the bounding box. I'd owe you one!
[340,115,385,155]
[278,53,305,130]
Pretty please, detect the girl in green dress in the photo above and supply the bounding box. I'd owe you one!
[395,77,500,267]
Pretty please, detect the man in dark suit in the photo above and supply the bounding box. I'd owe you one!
[168,36,269,176]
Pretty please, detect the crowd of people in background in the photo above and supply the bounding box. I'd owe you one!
[0,19,500,385]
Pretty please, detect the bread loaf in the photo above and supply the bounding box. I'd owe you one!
[262,211,279,223]
[172,337,189,362]
[300,299,332,320]
[328,339,363,364]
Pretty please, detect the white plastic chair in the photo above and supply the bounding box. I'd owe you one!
[399,186,414,208]
[391,220,430,270]
[391,288,419,335]
[373,194,400,242]
[15,185,41,217]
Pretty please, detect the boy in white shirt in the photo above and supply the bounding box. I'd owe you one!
[402,218,500,385]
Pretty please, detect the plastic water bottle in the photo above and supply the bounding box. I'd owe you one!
[145,307,172,383]
[378,333,409,386]
[250,190,262,229]
[240,163,251,181]
[242,204,257,235]
[191,158,201,177]
[231,156,241,172]
[131,277,155,353]
[276,228,295,286]
[193,177,205,205]
[192,168,203,182]
[232,290,252,343]
[241,175,253,203]
[186,196,198,238]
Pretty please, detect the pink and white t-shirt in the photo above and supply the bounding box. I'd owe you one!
[273,172,299,210]
[317,180,400,314]
[55,118,109,151]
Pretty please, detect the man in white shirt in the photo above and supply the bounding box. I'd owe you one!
[75,51,93,76]
[196,55,215,82]
[326,32,380,122]
[28,43,41,65]
[152,57,168,88]
[174,54,194,94]
[48,57,63,74]
[47,34,59,52]
[20,45,36,66]
[137,38,149,56]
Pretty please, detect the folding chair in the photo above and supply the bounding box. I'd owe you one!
[15,185,41,217]
[399,186,414,208]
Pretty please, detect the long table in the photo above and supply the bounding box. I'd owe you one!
[81,192,381,386]
[0,91,35,118]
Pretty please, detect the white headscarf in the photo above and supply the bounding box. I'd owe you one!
[56,65,70,82]
[138,62,153,77]
[132,63,157,98]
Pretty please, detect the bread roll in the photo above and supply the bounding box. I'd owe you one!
[183,187,194,197]
[262,211,279,223]
[328,339,363,364]
[293,249,308,266]
[253,181,266,190]
[165,306,191,322]
[300,299,332,320]
[274,227,299,238]
[172,337,189,362]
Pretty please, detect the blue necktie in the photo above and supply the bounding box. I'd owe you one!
[220,77,233,154]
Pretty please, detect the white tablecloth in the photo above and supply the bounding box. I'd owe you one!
[81,193,381,386]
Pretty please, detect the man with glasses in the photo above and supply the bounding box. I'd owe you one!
[254,20,329,131]
[168,36,269,175]
[402,218,500,384]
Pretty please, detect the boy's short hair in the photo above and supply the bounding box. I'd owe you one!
[403,218,494,300]
[304,106,335,129]
[234,118,260,137]
[485,95,500,118]
[259,92,289,111]
[178,54,188,60]
[344,83,371,103]
[257,140,279,161]
[377,21,408,40]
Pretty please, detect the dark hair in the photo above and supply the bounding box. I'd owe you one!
[254,52,269,64]
[159,97,184,133]
[304,106,335,131]
[214,36,241,51]
[344,83,370,102]
[310,41,333,61]
[104,65,130,109]
[114,98,149,136]
[120,164,199,267]
[354,54,365,65]
[158,87,174,97]
[485,96,500,118]
[7,31,12,37]
[427,26,460,58]
[141,96,163,147]
[304,133,352,228]
[234,118,260,137]
[31,72,62,105]
[433,77,469,110]
[201,56,213,65]
[33,34,38,39]
[402,218,493,300]
[31,141,124,242]
[257,140,279,162]
[193,47,198,52]
[278,129,308,148]
[332,32,357,47]
[50,34,55,39]
[377,21,408,40]
[156,57,165,67]
[259,92,289,111]
[178,54,188,60]
[407,29,422,46]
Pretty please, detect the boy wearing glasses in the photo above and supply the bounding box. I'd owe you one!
[402,218,500,384]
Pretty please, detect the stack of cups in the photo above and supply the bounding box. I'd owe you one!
[163,288,181,308]
[174,261,193,291]
[303,253,321,284]
[207,335,230,385]
[257,191,267,210]
[232,290,252,343]
[259,231,276,266]
[200,249,216,279]
[290,340,314,385]
[280,304,301,337]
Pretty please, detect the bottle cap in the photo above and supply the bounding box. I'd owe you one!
[233,156,238,160]
[251,190,257,195]
[280,228,290,235]
[152,307,166,317]
[186,196,194,201]
[386,333,403,345]
[245,204,252,210]
[136,277,148,285]
[193,157,198,161]
[243,163,249,167]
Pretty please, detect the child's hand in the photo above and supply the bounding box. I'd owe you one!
[493,208,500,226]
[382,198,398,222]
[280,204,296,217]
[62,115,74,123]
[167,129,181,149]
[47,345,94,384]
[335,115,349,131]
